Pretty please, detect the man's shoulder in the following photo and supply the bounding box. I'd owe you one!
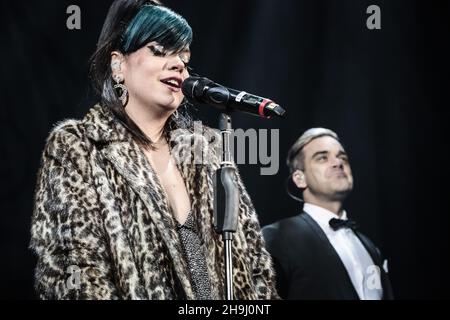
[263,212,311,228]
[262,213,311,241]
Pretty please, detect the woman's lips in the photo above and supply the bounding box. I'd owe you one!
[160,77,183,92]
[161,81,181,92]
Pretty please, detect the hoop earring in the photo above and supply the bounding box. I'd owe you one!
[114,83,129,106]
[172,110,179,120]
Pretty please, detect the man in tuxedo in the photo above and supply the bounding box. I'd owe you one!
[262,128,393,300]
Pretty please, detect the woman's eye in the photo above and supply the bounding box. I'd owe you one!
[148,44,166,56]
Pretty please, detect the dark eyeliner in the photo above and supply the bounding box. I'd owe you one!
[147,44,165,56]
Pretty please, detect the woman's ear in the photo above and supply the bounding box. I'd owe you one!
[292,170,307,189]
[111,51,125,83]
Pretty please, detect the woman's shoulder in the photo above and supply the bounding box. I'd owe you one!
[44,118,88,159]
[43,104,113,159]
[41,107,104,175]
[35,118,93,182]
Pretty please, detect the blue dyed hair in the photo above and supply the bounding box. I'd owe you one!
[121,5,193,54]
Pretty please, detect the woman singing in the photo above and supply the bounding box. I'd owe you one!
[30,0,277,300]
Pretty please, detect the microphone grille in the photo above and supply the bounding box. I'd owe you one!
[182,76,215,102]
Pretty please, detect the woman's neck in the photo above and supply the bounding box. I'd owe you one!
[125,99,171,144]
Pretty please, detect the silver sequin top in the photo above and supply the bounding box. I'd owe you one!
[176,212,212,300]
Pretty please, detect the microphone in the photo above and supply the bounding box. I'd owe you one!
[182,76,286,119]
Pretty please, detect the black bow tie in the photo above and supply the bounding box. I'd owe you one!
[329,218,359,231]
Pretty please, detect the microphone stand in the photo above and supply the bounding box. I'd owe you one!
[213,112,240,300]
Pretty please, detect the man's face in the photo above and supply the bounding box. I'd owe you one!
[296,136,354,202]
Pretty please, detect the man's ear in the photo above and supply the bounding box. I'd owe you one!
[292,170,307,189]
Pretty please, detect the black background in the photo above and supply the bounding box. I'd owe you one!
[1,0,449,299]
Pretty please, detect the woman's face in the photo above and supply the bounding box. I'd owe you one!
[112,41,191,114]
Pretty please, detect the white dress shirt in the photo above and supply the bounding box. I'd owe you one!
[303,203,383,300]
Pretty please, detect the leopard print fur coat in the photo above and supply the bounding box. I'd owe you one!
[30,104,278,300]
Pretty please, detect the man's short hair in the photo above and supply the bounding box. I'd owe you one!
[286,128,339,174]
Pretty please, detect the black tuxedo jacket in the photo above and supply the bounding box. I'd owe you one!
[262,212,394,300]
